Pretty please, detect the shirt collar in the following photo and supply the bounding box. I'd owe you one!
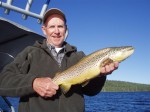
[46,42,66,52]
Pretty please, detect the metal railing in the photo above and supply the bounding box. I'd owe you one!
[0,0,51,23]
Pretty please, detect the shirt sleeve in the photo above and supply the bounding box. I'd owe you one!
[82,76,106,96]
[0,47,37,97]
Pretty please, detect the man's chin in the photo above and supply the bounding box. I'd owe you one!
[53,42,63,47]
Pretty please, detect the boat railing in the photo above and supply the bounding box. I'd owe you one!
[0,0,50,23]
[0,1,50,111]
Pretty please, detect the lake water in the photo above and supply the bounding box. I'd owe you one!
[85,92,150,112]
[0,92,150,112]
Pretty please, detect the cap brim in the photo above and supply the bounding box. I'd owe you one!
[43,8,66,24]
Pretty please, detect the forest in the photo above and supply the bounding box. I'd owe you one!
[102,80,150,92]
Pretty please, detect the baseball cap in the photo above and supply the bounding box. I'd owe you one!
[43,8,67,24]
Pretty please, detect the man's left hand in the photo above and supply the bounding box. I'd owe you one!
[100,62,119,76]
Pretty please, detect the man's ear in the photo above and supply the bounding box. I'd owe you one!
[43,30,46,35]
[41,26,46,35]
[64,25,69,41]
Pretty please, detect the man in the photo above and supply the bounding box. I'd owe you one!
[0,8,119,112]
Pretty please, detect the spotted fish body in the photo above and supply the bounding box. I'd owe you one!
[52,46,134,94]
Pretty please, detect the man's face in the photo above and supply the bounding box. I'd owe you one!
[42,14,66,48]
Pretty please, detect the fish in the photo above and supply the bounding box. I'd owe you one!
[52,46,135,94]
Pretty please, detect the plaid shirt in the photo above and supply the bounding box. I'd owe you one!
[47,43,65,67]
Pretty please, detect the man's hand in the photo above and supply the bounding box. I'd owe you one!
[33,77,59,98]
[100,62,119,76]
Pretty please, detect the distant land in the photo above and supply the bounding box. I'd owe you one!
[102,80,150,92]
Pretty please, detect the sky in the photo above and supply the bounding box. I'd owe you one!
[0,0,150,84]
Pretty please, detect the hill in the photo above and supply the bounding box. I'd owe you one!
[102,80,150,92]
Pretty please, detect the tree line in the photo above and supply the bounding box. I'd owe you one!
[102,80,150,92]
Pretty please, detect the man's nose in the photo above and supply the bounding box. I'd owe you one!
[54,27,59,33]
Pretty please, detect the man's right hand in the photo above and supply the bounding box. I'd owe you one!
[33,77,59,97]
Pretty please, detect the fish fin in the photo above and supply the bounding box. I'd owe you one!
[81,81,89,87]
[55,72,61,76]
[101,58,113,67]
[60,83,71,94]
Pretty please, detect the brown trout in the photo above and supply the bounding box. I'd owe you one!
[52,46,134,94]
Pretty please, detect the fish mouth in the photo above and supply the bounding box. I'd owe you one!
[123,46,135,60]
[123,46,135,55]
[128,46,134,51]
[127,46,135,54]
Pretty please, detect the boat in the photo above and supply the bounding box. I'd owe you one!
[0,0,49,111]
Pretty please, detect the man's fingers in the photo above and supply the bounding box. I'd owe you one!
[47,78,59,90]
[100,62,119,76]
[114,62,119,68]
[33,77,59,97]
[105,65,111,72]
[101,67,106,74]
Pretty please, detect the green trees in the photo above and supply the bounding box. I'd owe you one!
[102,80,150,92]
